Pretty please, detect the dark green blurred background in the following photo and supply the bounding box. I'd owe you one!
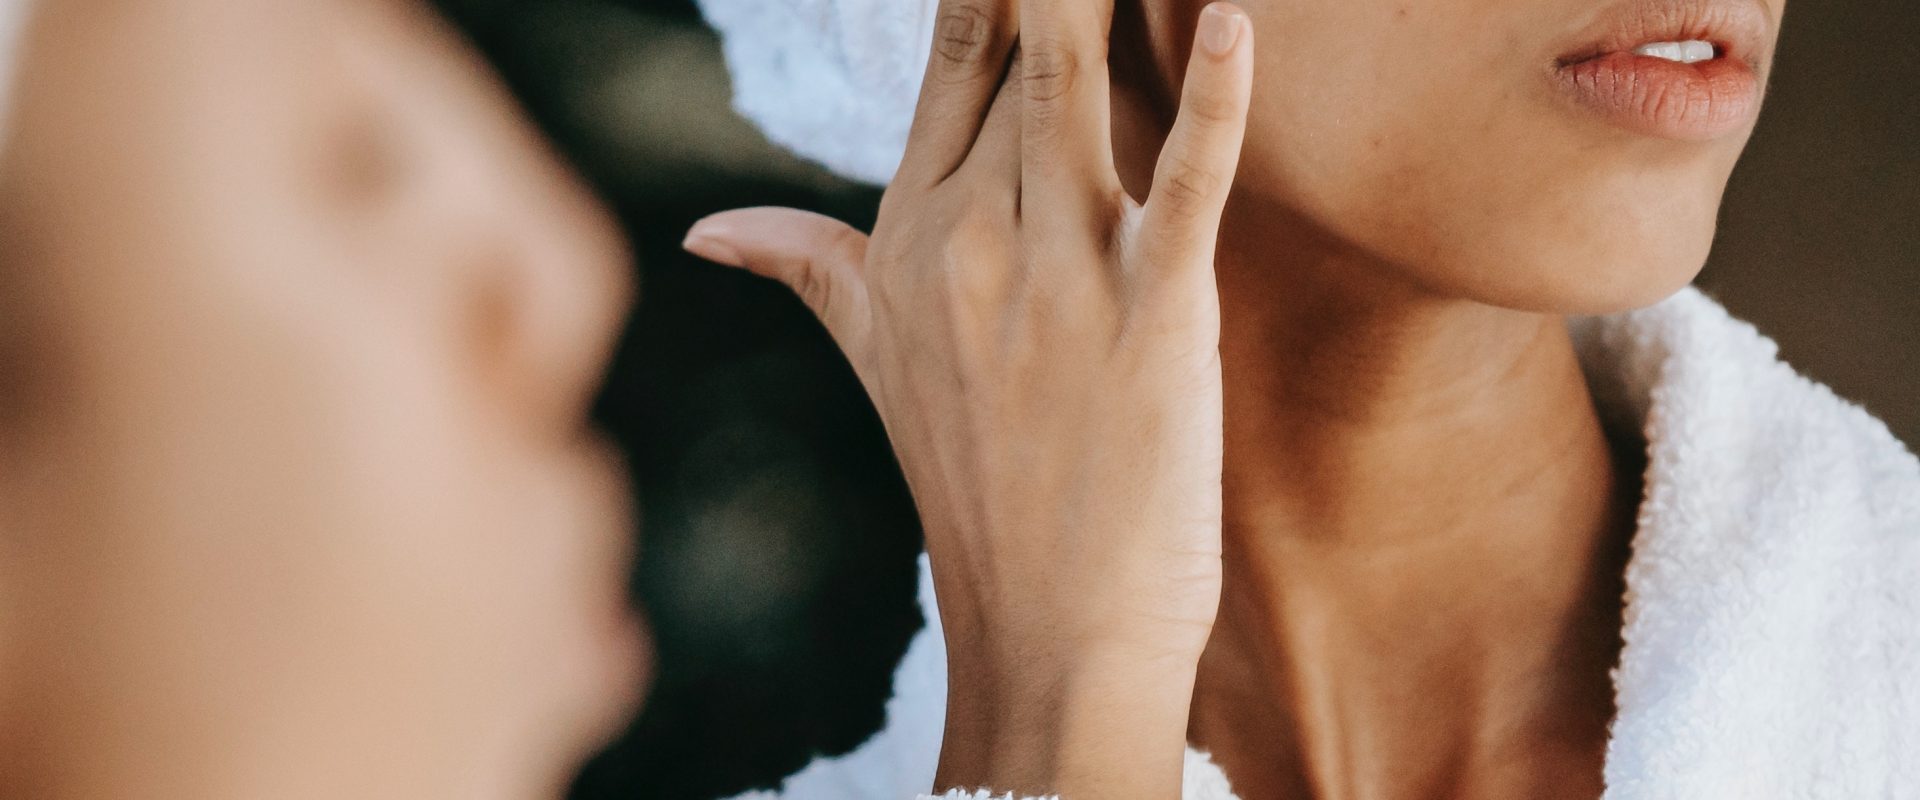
[431,1,1918,798]
[435,3,922,798]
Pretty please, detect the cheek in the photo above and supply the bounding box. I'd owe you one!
[1233,3,1750,313]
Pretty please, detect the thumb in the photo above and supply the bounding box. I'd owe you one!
[684,207,874,363]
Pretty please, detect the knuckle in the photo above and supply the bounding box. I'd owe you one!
[1020,40,1079,103]
[794,227,866,319]
[1157,156,1220,215]
[932,2,996,76]
[794,257,838,315]
[935,230,974,280]
[938,214,1002,284]
[825,224,868,267]
[1186,90,1242,127]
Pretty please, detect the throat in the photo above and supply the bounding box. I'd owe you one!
[1190,224,1641,799]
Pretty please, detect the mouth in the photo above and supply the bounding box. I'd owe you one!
[1552,0,1776,141]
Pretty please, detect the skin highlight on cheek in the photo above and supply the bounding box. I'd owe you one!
[1121,0,1779,314]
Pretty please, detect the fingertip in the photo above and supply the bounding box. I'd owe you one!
[1196,3,1249,59]
[685,210,743,241]
[685,209,778,267]
[682,223,745,268]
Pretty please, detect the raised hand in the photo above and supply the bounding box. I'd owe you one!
[684,1,1254,797]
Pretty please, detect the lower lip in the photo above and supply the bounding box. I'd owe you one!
[1555,52,1760,141]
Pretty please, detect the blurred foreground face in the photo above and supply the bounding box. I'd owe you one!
[0,1,644,798]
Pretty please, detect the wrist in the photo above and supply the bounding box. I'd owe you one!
[925,550,1221,669]
[936,645,1201,799]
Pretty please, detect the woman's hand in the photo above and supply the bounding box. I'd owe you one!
[684,0,1254,796]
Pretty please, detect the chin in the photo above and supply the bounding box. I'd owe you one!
[1354,161,1736,317]
[1426,219,1720,317]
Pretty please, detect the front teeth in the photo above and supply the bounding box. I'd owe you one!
[1633,40,1717,63]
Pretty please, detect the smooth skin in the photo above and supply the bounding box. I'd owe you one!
[690,0,1786,796]
[686,2,1256,797]
[0,1,644,798]
[1113,0,1770,796]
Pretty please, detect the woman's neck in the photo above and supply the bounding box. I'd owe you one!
[1106,22,1641,794]
[1186,199,1637,799]
[1209,203,1631,549]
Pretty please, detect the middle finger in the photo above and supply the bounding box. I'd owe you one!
[960,49,1023,209]
[1019,0,1123,227]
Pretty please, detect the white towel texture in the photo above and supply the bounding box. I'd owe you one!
[0,0,33,153]
[728,289,1920,799]
[697,1,1920,798]
[698,0,932,185]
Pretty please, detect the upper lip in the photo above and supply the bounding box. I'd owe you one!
[1555,0,1775,68]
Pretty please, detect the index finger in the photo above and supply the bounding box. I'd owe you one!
[894,0,1019,189]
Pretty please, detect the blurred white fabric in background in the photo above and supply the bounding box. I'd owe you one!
[695,0,934,185]
[0,1,35,151]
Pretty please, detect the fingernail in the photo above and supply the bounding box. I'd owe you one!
[682,231,744,268]
[1199,4,1244,57]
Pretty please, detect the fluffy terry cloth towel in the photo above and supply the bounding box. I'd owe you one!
[697,0,932,185]
[727,288,1920,800]
[0,0,34,149]
[698,3,1919,798]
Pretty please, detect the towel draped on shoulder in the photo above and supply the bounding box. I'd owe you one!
[694,2,1920,796]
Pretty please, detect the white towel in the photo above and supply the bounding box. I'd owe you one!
[1574,292,1920,797]
[725,287,1920,799]
[697,2,1919,796]
[696,0,933,185]
[0,0,36,153]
